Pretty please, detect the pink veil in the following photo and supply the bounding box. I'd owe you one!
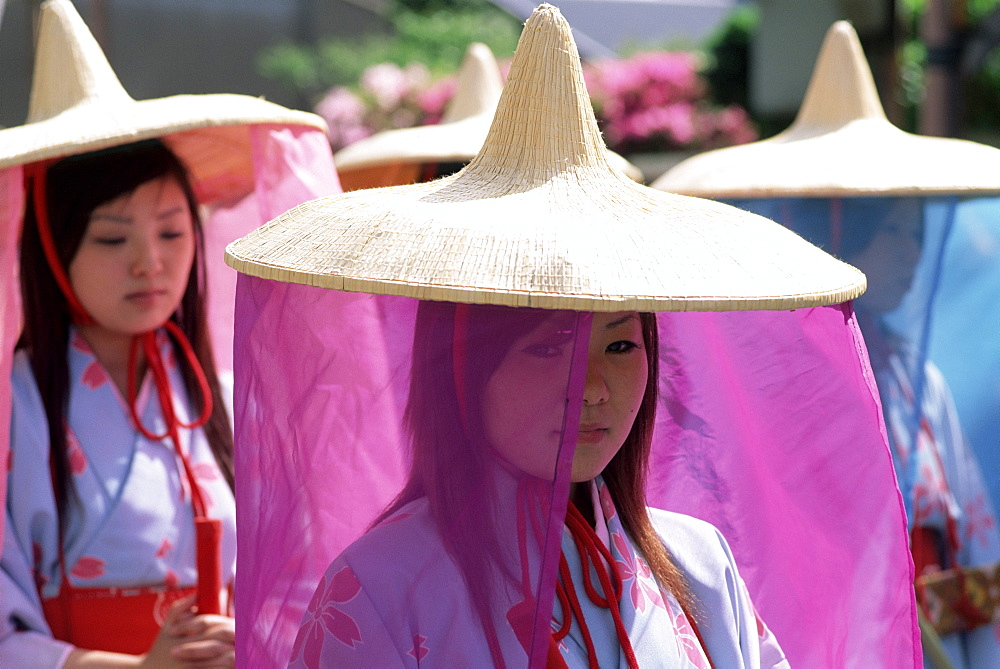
[232,288,916,667]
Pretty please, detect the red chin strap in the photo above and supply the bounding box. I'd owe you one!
[27,160,222,616]
[27,161,95,326]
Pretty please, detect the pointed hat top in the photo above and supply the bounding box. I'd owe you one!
[0,0,327,203]
[334,40,642,187]
[441,42,505,124]
[333,42,504,179]
[227,4,864,312]
[654,20,1000,198]
[27,0,133,122]
[790,21,887,131]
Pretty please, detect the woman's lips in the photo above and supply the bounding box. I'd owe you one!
[577,424,609,444]
[125,289,168,307]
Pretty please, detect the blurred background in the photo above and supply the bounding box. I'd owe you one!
[2,0,1000,182]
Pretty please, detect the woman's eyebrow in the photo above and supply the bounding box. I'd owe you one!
[606,314,639,329]
[89,213,131,224]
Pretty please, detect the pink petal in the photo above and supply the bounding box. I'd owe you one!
[71,555,106,579]
[193,463,218,481]
[611,531,634,568]
[325,607,363,649]
[630,579,646,613]
[327,566,362,603]
[81,362,107,390]
[407,633,429,660]
[615,557,636,581]
[164,569,179,588]
[642,581,666,611]
[71,333,92,354]
[297,620,327,667]
[156,537,172,558]
[67,435,87,475]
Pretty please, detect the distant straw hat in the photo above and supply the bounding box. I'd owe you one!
[333,41,644,186]
[0,0,327,203]
[653,21,1000,198]
[226,4,864,312]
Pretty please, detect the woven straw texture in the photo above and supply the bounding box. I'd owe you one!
[0,0,325,202]
[226,4,865,312]
[654,21,1000,198]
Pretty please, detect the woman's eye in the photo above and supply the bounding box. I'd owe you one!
[93,237,125,246]
[607,340,640,354]
[160,230,185,240]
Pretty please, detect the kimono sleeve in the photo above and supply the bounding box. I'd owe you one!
[286,559,408,669]
[651,509,789,669]
[1,356,73,667]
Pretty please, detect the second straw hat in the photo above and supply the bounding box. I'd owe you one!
[226,4,864,313]
[333,42,643,185]
[0,0,327,203]
[653,21,1000,198]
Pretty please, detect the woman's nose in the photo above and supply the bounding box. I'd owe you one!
[132,239,163,277]
[583,360,610,406]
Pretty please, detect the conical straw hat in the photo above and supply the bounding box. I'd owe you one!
[0,0,326,203]
[226,4,864,312]
[333,42,643,184]
[333,43,503,173]
[653,21,1000,198]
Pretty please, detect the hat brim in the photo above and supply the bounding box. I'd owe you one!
[654,119,1000,198]
[0,93,327,203]
[226,169,865,312]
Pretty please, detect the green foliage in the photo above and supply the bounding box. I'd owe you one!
[258,4,520,103]
[702,4,759,109]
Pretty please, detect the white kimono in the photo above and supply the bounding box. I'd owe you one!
[0,331,237,667]
[289,475,787,668]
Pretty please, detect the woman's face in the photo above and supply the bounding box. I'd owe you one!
[69,176,196,338]
[482,311,648,482]
[848,198,923,315]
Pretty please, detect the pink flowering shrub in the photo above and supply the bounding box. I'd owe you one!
[585,51,756,153]
[315,62,443,152]
[316,52,755,154]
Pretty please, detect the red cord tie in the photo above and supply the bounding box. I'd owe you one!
[553,502,639,669]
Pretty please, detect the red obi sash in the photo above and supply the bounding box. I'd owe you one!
[42,583,198,654]
[41,517,226,654]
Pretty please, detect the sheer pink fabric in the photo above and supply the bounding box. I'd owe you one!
[204,125,340,372]
[232,279,917,667]
[650,307,918,668]
[0,165,25,546]
[233,285,588,666]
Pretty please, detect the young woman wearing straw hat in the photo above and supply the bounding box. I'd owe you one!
[224,5,917,668]
[0,1,337,666]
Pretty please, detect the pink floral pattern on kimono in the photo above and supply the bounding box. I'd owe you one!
[66,430,87,475]
[70,556,106,580]
[290,566,364,666]
[611,530,666,613]
[670,606,712,669]
[1,339,238,665]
